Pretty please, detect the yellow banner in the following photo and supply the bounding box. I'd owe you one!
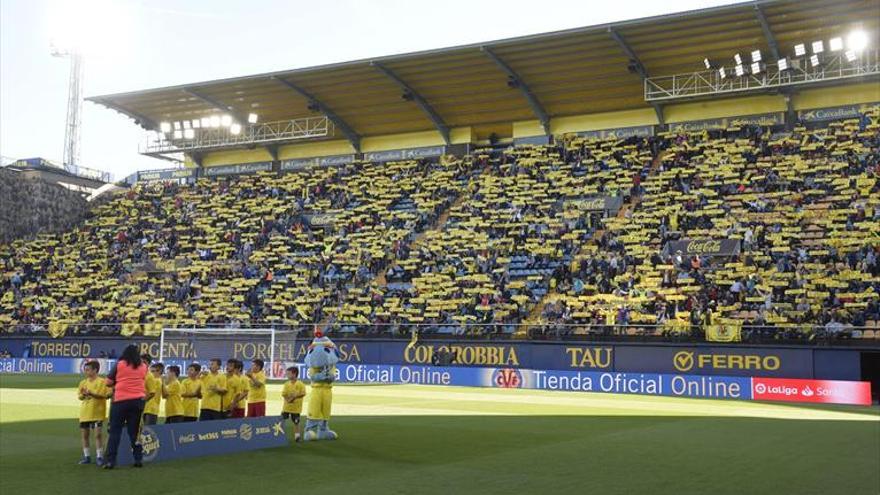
[705,324,742,343]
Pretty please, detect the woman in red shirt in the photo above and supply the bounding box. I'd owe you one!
[103,345,148,469]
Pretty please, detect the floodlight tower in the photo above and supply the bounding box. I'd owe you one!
[50,45,84,176]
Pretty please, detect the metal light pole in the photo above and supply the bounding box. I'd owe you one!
[50,45,84,176]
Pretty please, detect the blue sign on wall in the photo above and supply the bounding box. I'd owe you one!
[0,337,866,380]
[116,416,288,466]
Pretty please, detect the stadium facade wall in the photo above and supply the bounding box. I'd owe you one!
[551,107,657,135]
[664,94,785,124]
[172,81,878,173]
[793,82,880,111]
[0,337,864,381]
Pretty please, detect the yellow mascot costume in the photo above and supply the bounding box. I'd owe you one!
[303,330,338,441]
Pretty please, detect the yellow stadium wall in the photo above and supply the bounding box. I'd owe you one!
[202,149,273,167]
[664,95,786,123]
[278,140,355,160]
[197,127,476,166]
[512,120,544,138]
[793,82,880,110]
[551,108,658,134]
[191,84,879,167]
[361,131,442,152]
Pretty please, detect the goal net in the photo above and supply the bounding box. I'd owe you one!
[158,327,302,379]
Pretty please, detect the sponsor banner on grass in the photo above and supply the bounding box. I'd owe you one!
[751,377,872,406]
[116,416,287,466]
[328,364,753,400]
[1,358,871,405]
[282,363,752,400]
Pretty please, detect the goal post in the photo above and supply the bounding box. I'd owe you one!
[158,327,301,378]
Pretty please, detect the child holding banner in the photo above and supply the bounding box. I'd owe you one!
[77,360,111,466]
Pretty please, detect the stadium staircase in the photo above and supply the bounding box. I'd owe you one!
[514,151,666,338]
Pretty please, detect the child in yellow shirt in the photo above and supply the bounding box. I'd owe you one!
[163,365,184,423]
[143,362,164,425]
[77,360,111,466]
[281,367,306,442]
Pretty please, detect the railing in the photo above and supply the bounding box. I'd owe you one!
[140,116,333,156]
[2,322,878,347]
[644,50,880,102]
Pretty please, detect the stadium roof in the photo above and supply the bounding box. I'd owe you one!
[88,0,878,140]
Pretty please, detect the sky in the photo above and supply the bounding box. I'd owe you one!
[0,0,750,181]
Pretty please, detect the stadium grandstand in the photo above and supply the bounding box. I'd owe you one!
[2,0,877,344]
[1,0,879,492]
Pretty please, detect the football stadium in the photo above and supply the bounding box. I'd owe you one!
[1,0,880,493]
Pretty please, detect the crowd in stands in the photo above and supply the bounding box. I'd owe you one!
[0,168,92,243]
[1,107,878,343]
[1,158,475,336]
[544,107,880,341]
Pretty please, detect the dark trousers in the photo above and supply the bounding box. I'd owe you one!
[165,415,184,424]
[199,409,224,421]
[143,413,158,425]
[105,398,145,465]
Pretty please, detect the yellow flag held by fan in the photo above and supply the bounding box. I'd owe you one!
[405,328,419,352]
[706,324,742,342]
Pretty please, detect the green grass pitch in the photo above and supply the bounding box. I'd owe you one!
[1,374,878,495]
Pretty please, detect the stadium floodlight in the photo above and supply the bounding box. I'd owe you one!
[173,130,183,140]
[751,62,763,74]
[191,119,200,129]
[794,43,806,57]
[210,115,221,128]
[751,49,762,63]
[247,113,258,124]
[812,40,824,54]
[734,64,746,77]
[183,128,195,139]
[183,120,191,129]
[230,123,242,135]
[847,30,868,51]
[777,57,790,71]
[829,37,844,52]
[703,58,712,70]
[221,114,233,127]
[159,122,171,133]
[718,67,727,79]
[810,54,821,67]
[173,121,182,130]
[201,117,210,128]
[734,53,743,65]
[845,50,858,62]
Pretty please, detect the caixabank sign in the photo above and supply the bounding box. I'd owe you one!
[116,416,287,466]
[3,337,865,380]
